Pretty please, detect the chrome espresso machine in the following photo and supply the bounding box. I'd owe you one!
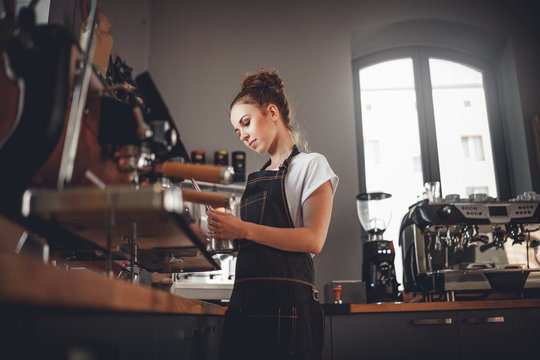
[399,192,540,301]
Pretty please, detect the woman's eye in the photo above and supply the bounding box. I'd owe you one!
[244,119,250,126]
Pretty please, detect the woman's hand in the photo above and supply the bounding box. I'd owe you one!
[206,209,246,240]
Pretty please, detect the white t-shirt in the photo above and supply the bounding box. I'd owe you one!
[268,152,339,228]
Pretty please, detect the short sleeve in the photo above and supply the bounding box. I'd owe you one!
[300,154,339,205]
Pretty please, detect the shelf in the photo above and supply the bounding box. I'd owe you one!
[21,184,220,273]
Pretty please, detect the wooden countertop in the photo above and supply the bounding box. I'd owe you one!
[322,299,540,315]
[0,253,226,315]
[4,251,540,316]
[350,299,540,313]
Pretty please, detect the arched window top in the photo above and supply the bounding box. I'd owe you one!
[429,58,483,87]
[351,19,507,62]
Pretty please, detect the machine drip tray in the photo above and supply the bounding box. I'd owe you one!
[484,270,530,293]
[426,269,540,293]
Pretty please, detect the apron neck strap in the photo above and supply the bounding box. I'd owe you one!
[260,145,300,171]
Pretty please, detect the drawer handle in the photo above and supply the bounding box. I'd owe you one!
[464,316,505,324]
[412,318,454,326]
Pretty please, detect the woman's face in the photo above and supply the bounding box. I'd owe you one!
[230,102,277,154]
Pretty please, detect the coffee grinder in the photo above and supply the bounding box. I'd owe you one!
[356,192,401,303]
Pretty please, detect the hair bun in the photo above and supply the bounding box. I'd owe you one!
[241,69,284,93]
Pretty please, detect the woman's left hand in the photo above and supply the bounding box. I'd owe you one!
[206,209,246,240]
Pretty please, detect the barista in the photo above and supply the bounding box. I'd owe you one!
[206,69,338,359]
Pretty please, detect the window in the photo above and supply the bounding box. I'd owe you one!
[364,140,381,165]
[461,135,485,161]
[353,48,509,288]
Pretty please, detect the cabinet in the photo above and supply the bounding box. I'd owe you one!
[0,306,224,360]
[329,311,460,360]
[327,306,540,360]
[458,308,540,359]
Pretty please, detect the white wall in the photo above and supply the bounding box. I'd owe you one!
[97,0,540,300]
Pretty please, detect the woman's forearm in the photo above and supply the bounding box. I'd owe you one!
[243,223,326,254]
[207,181,334,254]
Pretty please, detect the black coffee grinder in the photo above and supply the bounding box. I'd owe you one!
[356,192,401,303]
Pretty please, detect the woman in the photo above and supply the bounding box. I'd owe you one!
[207,69,338,359]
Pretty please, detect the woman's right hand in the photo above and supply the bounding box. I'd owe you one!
[206,209,246,240]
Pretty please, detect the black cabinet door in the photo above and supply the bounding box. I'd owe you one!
[458,308,540,360]
[0,307,223,360]
[331,311,460,360]
[32,312,159,359]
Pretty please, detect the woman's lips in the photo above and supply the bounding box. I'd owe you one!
[249,139,257,148]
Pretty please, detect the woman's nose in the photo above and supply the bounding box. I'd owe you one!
[241,132,249,142]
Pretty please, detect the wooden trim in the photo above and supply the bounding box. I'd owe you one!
[0,253,226,315]
[349,299,540,313]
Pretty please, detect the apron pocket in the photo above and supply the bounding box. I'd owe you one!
[277,306,297,355]
[240,190,267,224]
[235,305,297,356]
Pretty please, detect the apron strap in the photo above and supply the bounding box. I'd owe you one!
[259,144,300,171]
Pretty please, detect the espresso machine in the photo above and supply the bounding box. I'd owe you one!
[357,193,401,302]
[399,192,540,301]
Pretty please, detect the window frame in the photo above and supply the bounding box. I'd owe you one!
[352,46,511,200]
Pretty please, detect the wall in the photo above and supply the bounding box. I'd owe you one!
[90,0,540,300]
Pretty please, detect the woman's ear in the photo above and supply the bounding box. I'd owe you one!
[267,104,279,121]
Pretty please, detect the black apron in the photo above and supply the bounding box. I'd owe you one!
[219,145,324,360]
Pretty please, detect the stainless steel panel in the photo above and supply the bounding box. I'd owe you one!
[22,184,219,273]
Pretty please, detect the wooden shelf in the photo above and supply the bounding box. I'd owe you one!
[0,253,226,315]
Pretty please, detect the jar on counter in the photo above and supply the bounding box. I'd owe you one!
[232,151,246,182]
[191,150,206,164]
[214,150,228,166]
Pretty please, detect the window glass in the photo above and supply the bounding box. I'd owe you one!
[359,58,424,285]
[429,58,497,198]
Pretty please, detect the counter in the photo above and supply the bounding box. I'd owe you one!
[4,250,539,316]
[4,252,540,360]
[323,298,540,314]
[324,298,540,360]
[0,252,225,315]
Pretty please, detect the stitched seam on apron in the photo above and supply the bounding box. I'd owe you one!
[280,171,294,228]
[258,191,267,224]
[240,196,265,208]
[277,307,296,355]
[246,175,285,184]
[292,306,296,352]
[235,276,315,289]
[278,307,281,352]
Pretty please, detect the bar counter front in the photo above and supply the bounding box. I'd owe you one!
[3,251,540,360]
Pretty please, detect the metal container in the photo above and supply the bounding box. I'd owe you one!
[181,181,243,255]
[206,237,238,254]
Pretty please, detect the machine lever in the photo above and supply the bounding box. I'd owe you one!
[479,242,496,252]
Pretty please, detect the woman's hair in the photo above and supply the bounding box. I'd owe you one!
[230,69,307,150]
